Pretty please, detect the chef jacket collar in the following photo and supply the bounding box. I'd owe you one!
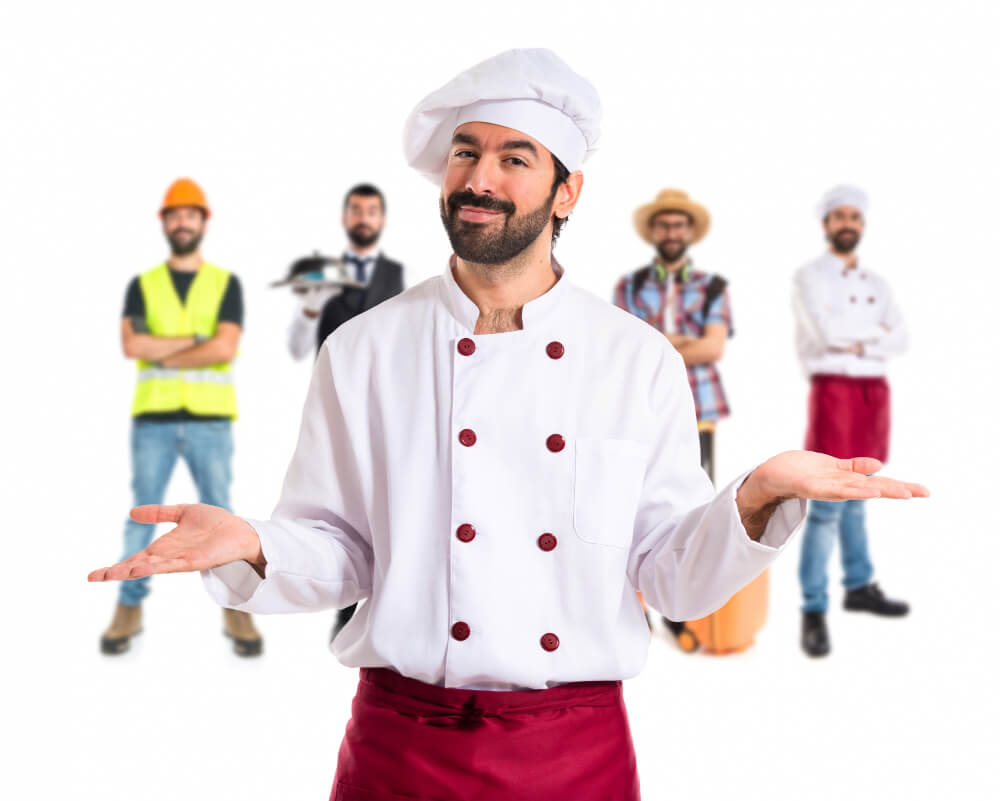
[441,254,567,332]
[819,251,868,279]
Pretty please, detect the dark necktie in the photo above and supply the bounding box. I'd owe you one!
[346,255,371,284]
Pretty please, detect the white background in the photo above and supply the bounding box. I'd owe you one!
[2,0,998,798]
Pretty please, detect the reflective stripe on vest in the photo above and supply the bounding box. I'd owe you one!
[131,263,238,418]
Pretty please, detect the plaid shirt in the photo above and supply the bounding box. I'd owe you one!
[613,261,733,422]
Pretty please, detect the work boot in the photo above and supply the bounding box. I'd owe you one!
[843,583,909,617]
[801,611,830,658]
[101,603,142,655]
[223,609,262,657]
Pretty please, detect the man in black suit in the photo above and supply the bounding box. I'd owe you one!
[317,184,405,350]
[319,184,405,640]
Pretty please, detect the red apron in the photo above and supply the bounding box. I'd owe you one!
[805,374,891,463]
[330,668,641,801]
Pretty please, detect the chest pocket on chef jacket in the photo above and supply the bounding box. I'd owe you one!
[573,438,647,548]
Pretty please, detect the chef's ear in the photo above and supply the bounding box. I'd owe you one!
[553,171,584,220]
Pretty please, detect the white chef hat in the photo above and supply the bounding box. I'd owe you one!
[403,48,602,183]
[817,184,869,220]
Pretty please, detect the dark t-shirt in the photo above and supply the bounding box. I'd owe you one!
[124,266,243,422]
[123,267,243,325]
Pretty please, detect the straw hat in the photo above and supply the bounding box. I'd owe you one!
[633,188,711,245]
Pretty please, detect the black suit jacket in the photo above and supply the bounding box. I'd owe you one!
[316,254,405,352]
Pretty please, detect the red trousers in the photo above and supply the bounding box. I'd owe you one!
[330,668,641,801]
[805,374,891,463]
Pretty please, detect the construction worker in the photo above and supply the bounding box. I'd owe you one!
[99,178,262,658]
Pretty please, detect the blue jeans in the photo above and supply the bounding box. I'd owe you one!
[798,499,875,613]
[119,420,233,606]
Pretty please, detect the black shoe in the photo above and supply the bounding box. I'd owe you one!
[801,611,830,657]
[843,583,909,617]
[662,618,687,637]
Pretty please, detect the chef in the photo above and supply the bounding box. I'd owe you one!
[89,51,927,801]
[794,185,912,658]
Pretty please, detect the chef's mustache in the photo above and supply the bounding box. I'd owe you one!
[447,190,515,216]
[170,228,196,236]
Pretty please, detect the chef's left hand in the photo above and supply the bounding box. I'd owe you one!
[735,451,929,540]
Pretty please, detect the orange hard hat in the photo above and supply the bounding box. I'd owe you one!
[159,178,211,219]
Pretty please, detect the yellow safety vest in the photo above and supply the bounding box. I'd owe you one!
[131,263,238,418]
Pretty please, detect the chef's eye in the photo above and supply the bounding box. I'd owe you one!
[453,149,477,160]
[505,157,528,167]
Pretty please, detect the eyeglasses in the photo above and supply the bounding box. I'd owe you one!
[650,219,690,233]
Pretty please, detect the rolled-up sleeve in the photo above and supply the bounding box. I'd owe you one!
[201,341,374,613]
[627,348,805,621]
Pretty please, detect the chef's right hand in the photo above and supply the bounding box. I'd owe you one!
[87,504,265,583]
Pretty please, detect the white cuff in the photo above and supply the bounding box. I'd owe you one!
[200,518,276,609]
[728,470,807,551]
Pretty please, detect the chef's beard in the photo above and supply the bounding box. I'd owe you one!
[167,229,203,256]
[347,225,381,248]
[440,189,555,265]
[656,241,688,263]
[829,229,861,254]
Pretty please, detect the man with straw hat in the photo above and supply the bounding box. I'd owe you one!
[616,188,731,484]
[90,53,927,800]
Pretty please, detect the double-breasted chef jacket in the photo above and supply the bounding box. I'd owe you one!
[794,253,909,378]
[204,259,806,690]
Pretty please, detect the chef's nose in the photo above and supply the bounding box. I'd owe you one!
[464,155,502,196]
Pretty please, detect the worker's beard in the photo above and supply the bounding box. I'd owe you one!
[167,229,203,256]
[347,224,381,249]
[440,189,554,266]
[829,229,861,254]
[656,240,688,263]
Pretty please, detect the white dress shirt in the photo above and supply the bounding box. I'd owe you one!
[794,253,909,377]
[205,263,805,690]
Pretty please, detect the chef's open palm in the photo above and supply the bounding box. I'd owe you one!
[753,451,928,502]
[88,504,263,583]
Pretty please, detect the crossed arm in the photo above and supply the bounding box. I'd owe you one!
[121,318,241,366]
[666,322,728,366]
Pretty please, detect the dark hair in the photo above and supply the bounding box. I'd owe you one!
[344,183,386,213]
[550,156,571,245]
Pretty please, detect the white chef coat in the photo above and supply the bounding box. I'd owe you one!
[794,253,909,377]
[205,262,805,690]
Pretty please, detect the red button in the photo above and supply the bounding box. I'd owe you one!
[452,622,471,641]
[546,434,565,452]
[868,296,876,304]
[457,524,476,543]
[458,338,476,356]
[459,429,477,447]
[850,296,857,303]
[537,533,557,552]
[540,633,560,652]
[546,341,565,359]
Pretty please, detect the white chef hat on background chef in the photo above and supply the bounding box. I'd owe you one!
[402,48,602,183]
[817,184,869,220]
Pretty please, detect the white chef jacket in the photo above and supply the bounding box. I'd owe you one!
[205,262,805,690]
[794,253,909,377]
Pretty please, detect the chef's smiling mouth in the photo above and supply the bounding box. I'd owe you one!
[457,206,505,221]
